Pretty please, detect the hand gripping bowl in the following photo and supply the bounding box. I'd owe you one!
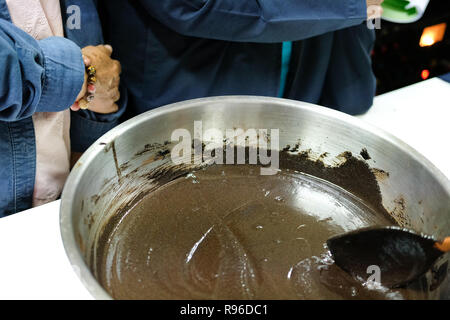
[60,96,450,299]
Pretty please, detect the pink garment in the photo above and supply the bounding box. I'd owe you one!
[6,0,72,207]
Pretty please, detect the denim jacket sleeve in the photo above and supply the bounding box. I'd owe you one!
[138,0,368,42]
[0,19,84,122]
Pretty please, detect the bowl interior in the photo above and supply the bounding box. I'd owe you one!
[60,96,450,299]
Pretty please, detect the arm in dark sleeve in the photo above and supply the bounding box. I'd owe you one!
[319,25,376,115]
[0,19,85,122]
[138,0,368,42]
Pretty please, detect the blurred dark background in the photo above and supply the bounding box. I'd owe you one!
[373,0,450,94]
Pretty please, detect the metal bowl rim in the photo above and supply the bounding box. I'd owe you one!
[60,95,450,299]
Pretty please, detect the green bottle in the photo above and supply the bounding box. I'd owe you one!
[381,0,430,23]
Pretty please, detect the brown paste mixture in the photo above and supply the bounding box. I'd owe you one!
[93,152,432,299]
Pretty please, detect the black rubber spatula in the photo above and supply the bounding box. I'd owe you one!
[327,226,450,288]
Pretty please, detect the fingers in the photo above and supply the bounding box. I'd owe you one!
[97,44,113,56]
[82,55,91,66]
[96,86,121,103]
[103,88,121,102]
[111,89,121,103]
[79,44,122,114]
[97,74,120,94]
[113,60,122,75]
[110,103,119,114]
[104,44,113,54]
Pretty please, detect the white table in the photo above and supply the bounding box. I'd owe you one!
[0,77,449,300]
[358,77,450,179]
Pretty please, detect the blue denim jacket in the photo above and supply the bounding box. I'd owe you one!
[102,0,376,120]
[0,0,126,216]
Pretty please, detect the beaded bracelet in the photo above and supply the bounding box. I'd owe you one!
[79,63,97,110]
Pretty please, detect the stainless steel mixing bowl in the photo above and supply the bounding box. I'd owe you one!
[60,96,450,299]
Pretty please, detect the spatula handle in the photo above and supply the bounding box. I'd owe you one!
[434,237,450,252]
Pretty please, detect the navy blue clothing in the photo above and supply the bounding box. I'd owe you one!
[440,72,450,83]
[0,0,125,216]
[101,0,376,119]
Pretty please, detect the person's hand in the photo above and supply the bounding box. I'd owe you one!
[71,45,122,114]
[367,0,384,20]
